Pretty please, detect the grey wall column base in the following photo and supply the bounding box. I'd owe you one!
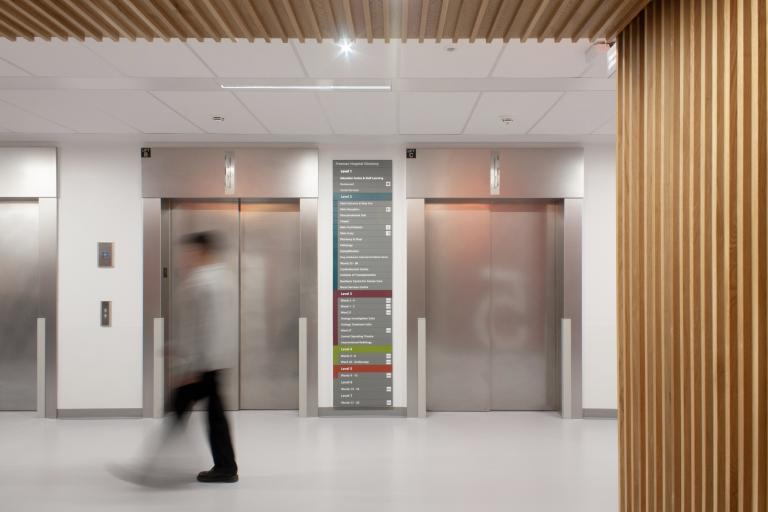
[583,408,617,419]
[318,407,407,418]
[57,408,143,419]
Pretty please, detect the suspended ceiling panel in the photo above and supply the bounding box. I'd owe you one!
[529,90,616,135]
[235,91,333,134]
[316,91,397,134]
[399,91,479,134]
[0,0,651,43]
[85,39,213,77]
[151,90,267,133]
[399,40,504,78]
[0,39,120,76]
[187,40,306,78]
[464,92,563,135]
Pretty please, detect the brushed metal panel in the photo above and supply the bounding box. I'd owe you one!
[38,198,58,418]
[298,198,318,416]
[142,198,161,417]
[169,200,240,410]
[407,149,493,199]
[0,201,38,410]
[498,149,583,198]
[406,148,584,199]
[563,198,583,418]
[240,201,300,410]
[0,148,57,198]
[490,202,559,411]
[425,202,491,411]
[142,148,318,199]
[406,199,425,417]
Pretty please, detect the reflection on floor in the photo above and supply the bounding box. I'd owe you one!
[0,411,617,512]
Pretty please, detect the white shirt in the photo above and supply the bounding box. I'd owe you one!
[173,262,238,376]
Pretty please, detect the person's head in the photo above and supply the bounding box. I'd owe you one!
[179,231,223,270]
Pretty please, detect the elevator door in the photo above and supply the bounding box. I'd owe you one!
[240,202,300,409]
[0,201,39,410]
[170,201,240,410]
[425,201,559,412]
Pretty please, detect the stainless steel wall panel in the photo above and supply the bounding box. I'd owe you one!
[425,203,491,411]
[142,148,318,199]
[406,199,426,417]
[489,202,559,411]
[0,148,57,198]
[240,202,300,410]
[299,198,318,416]
[406,148,583,199]
[497,149,583,198]
[142,198,161,417]
[563,198,583,418]
[169,200,240,410]
[0,201,39,410]
[407,150,495,198]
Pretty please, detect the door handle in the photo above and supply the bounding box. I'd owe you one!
[37,318,45,417]
[298,317,308,417]
[418,317,427,418]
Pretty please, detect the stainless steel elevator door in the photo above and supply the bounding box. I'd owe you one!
[425,203,491,411]
[240,202,300,410]
[490,203,559,410]
[425,201,560,412]
[170,201,240,410]
[0,201,39,410]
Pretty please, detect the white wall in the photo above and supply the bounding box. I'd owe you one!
[582,144,618,410]
[50,141,616,412]
[57,142,143,409]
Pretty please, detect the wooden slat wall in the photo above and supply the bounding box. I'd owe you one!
[617,0,767,511]
[0,0,650,42]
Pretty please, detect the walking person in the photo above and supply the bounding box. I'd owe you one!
[171,230,239,483]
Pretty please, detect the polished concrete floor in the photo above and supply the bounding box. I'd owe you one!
[0,411,617,512]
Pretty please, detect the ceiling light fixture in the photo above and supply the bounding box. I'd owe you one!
[212,115,225,121]
[499,116,514,126]
[338,38,354,56]
[220,84,391,91]
[445,46,457,52]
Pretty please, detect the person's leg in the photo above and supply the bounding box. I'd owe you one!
[202,371,237,475]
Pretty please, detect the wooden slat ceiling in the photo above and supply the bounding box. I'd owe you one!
[0,0,651,44]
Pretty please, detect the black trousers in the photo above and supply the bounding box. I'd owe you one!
[171,371,237,473]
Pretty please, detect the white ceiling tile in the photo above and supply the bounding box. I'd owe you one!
[400,41,504,78]
[530,91,616,135]
[0,90,135,133]
[0,57,29,76]
[593,114,617,135]
[85,40,212,78]
[316,92,396,134]
[188,40,305,78]
[236,91,331,134]
[293,40,397,78]
[0,40,120,77]
[493,40,591,78]
[0,100,71,133]
[151,91,266,133]
[399,92,479,134]
[464,92,563,135]
[87,91,200,134]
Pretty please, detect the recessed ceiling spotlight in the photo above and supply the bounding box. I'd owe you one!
[338,39,354,56]
[212,115,225,122]
[499,116,514,125]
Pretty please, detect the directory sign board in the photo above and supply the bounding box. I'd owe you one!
[333,160,393,409]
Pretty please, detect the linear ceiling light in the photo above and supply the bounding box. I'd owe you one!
[220,84,391,91]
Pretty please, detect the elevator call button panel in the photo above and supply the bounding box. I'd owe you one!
[98,242,113,268]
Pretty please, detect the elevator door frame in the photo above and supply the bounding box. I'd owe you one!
[0,147,58,418]
[142,147,319,418]
[406,148,583,418]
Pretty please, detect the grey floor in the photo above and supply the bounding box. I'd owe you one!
[0,411,618,512]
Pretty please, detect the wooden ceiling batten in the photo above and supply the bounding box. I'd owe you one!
[0,0,645,42]
[435,0,450,42]
[18,0,80,41]
[239,0,270,42]
[281,0,305,42]
[157,0,201,41]
[468,0,489,43]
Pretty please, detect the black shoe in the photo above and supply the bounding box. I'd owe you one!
[197,467,238,483]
